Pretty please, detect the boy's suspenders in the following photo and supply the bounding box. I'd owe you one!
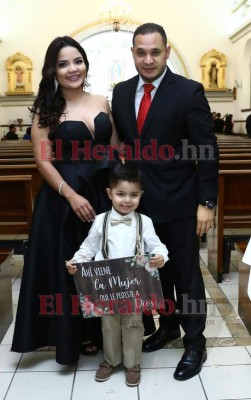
[101,211,111,260]
[101,210,142,259]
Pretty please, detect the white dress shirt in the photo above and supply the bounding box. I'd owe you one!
[135,67,167,117]
[72,207,168,264]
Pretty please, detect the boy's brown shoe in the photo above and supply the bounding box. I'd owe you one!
[125,365,141,386]
[95,361,114,382]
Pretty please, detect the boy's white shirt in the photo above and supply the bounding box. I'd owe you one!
[72,207,168,264]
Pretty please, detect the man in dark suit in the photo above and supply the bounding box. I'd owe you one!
[246,114,251,138]
[5,124,19,140]
[214,113,225,133]
[112,23,218,381]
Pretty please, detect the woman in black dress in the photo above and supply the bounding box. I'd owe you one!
[11,36,119,365]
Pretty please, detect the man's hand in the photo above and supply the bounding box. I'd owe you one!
[196,204,215,236]
[149,254,164,268]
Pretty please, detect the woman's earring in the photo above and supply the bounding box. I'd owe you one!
[54,78,58,92]
[84,79,89,89]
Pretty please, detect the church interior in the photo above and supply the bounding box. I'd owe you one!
[1,0,251,399]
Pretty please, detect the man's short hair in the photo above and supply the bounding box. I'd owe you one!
[133,23,167,46]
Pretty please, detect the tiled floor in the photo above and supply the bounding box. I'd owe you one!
[1,239,251,400]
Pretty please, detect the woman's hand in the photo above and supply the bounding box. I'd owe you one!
[68,193,96,222]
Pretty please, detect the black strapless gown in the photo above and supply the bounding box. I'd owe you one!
[11,112,116,364]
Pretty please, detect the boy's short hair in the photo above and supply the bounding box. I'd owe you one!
[109,163,143,189]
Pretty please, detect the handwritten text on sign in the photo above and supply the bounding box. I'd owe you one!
[73,255,164,318]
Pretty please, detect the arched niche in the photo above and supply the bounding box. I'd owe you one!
[5,52,33,95]
[71,23,189,99]
[200,49,228,91]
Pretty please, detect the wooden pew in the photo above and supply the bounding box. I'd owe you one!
[0,152,34,158]
[0,140,32,147]
[217,137,251,146]
[0,141,32,146]
[0,141,41,198]
[220,153,251,160]
[207,170,251,282]
[0,141,34,157]
[0,248,13,342]
[0,164,43,199]
[236,241,251,334]
[217,143,251,149]
[218,142,251,146]
[0,148,32,153]
[217,143,251,146]
[219,148,251,153]
[0,158,35,165]
[209,139,251,277]
[0,142,33,149]
[217,136,251,141]
[0,175,33,234]
[219,160,251,170]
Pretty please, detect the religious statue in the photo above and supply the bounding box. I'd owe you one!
[110,60,122,89]
[208,61,218,88]
[14,65,25,88]
[200,49,228,91]
[5,53,33,95]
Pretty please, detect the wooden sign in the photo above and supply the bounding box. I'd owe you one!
[73,255,164,318]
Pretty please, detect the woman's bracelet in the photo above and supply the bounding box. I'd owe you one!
[58,180,66,196]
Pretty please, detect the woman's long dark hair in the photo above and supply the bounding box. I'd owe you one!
[30,36,89,131]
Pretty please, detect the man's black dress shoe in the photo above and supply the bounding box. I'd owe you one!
[174,348,207,381]
[142,328,181,352]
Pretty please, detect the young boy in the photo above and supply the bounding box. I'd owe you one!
[66,163,168,387]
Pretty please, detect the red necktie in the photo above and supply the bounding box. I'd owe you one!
[137,83,155,134]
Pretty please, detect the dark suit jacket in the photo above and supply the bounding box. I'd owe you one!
[5,131,19,140]
[112,67,219,223]
[246,114,251,137]
[214,118,225,133]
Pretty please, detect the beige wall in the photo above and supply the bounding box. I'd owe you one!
[230,22,251,133]
[0,0,250,134]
